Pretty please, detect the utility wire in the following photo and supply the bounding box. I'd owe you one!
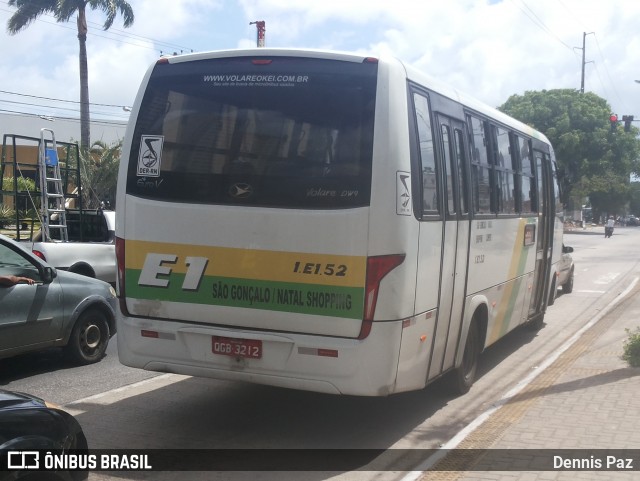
[0,6,194,53]
[83,17,193,52]
[555,7,627,112]
[511,0,573,51]
[592,33,626,110]
[556,0,588,32]
[0,89,129,109]
[0,99,129,119]
[0,109,127,127]
[0,89,131,120]
[553,2,626,111]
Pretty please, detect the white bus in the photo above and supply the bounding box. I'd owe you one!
[115,49,564,396]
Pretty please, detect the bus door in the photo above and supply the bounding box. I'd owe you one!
[529,149,553,317]
[427,116,471,380]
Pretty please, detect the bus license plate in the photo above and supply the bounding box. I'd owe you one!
[212,336,262,359]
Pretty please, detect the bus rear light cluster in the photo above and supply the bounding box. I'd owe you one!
[359,254,405,339]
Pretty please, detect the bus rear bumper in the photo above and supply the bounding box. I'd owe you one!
[117,316,404,396]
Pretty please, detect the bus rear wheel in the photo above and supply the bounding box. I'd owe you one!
[449,320,480,395]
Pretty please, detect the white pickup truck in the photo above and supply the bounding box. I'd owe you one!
[23,209,116,284]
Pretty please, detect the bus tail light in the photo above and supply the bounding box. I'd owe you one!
[360,254,405,338]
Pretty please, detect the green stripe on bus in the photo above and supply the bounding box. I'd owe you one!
[125,270,364,319]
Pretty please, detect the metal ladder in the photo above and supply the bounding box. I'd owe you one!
[38,128,68,242]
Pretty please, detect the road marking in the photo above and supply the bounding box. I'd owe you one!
[594,272,620,284]
[400,276,639,481]
[63,373,186,415]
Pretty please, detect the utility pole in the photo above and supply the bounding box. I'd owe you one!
[250,21,266,47]
[579,32,595,93]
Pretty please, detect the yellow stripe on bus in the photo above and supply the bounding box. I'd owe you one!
[125,240,366,287]
[489,218,533,343]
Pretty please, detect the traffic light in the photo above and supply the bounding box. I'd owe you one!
[623,115,634,132]
[610,114,618,132]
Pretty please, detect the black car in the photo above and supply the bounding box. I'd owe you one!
[0,390,88,480]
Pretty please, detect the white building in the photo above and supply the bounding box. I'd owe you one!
[0,112,127,146]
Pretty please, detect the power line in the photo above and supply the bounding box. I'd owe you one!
[551,4,626,111]
[592,33,626,110]
[0,89,130,120]
[0,109,127,127]
[0,98,129,119]
[511,0,573,51]
[0,89,129,109]
[0,6,194,53]
[83,17,193,53]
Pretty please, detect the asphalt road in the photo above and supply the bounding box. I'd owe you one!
[0,331,159,405]
[2,224,639,481]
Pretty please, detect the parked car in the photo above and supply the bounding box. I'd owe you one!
[556,244,574,296]
[0,389,88,481]
[626,216,639,226]
[28,209,116,284]
[0,234,117,364]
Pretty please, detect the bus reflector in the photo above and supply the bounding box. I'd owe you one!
[298,347,339,357]
[141,330,159,338]
[317,349,338,358]
[363,254,405,323]
[252,59,273,65]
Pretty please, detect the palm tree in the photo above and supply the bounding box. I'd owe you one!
[80,139,122,209]
[7,0,134,151]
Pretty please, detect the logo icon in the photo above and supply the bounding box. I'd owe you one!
[229,183,253,199]
[396,171,412,215]
[8,451,39,469]
[137,135,164,177]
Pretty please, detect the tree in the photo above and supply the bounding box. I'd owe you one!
[499,89,640,220]
[80,139,121,209]
[7,0,134,151]
[628,181,640,216]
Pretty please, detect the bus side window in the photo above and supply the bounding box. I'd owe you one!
[412,93,439,215]
[515,135,536,213]
[453,128,469,215]
[492,125,516,215]
[467,115,492,214]
[441,124,455,215]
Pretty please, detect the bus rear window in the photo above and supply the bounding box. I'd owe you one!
[126,56,377,208]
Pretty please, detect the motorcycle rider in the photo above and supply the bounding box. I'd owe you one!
[605,216,615,238]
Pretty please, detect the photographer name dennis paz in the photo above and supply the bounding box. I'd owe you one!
[554,455,635,470]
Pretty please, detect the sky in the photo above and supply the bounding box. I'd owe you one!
[1,0,640,144]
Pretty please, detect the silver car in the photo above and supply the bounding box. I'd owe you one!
[0,234,117,364]
[556,244,575,295]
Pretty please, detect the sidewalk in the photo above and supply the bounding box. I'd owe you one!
[421,278,640,480]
